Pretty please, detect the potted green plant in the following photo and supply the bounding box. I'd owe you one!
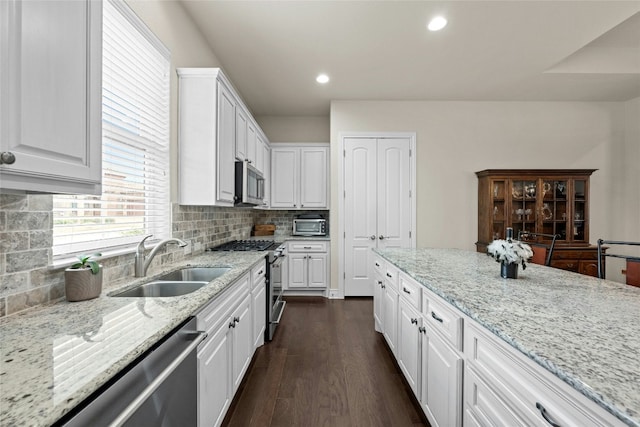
[65,253,103,301]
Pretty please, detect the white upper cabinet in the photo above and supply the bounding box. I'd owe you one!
[178,68,270,206]
[177,68,237,206]
[0,0,102,194]
[270,143,329,209]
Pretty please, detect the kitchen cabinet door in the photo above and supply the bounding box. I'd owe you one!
[383,284,399,356]
[270,147,299,208]
[287,253,307,288]
[198,323,232,427]
[235,107,247,161]
[252,278,266,349]
[300,147,328,209]
[398,299,421,397]
[0,0,102,194]
[307,253,328,288]
[247,122,257,167]
[217,82,236,205]
[232,293,253,393]
[421,324,463,427]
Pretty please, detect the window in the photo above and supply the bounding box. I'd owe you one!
[53,0,171,257]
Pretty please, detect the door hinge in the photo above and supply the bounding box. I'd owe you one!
[344,231,346,238]
[409,190,412,198]
[343,149,346,157]
[344,272,346,279]
[409,149,412,157]
[344,190,346,198]
[410,231,412,238]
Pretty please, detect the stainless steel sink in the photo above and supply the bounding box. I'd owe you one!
[112,281,208,297]
[155,267,231,282]
[111,267,231,297]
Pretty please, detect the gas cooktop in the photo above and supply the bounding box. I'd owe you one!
[207,240,276,252]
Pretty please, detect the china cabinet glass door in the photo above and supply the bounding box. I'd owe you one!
[540,179,569,242]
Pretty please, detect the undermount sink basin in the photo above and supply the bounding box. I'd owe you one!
[155,267,231,282]
[111,267,231,297]
[112,281,208,297]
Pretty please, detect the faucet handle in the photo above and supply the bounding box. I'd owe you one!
[137,234,153,251]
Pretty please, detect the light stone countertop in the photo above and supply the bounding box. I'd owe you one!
[0,251,267,427]
[375,247,640,427]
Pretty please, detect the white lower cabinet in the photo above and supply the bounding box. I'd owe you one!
[286,241,329,290]
[373,256,626,427]
[196,260,266,427]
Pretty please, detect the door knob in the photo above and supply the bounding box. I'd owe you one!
[379,235,385,240]
[370,235,376,240]
[0,152,16,165]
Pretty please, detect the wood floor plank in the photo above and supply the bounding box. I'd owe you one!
[221,297,429,427]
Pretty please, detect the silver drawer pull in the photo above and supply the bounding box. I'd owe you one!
[303,246,312,249]
[431,311,443,323]
[386,272,392,278]
[411,318,418,325]
[536,402,562,427]
[402,287,411,294]
[375,262,380,266]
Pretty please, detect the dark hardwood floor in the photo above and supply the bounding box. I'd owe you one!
[222,297,430,427]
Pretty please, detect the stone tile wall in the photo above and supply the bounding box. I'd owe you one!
[0,197,328,318]
[0,197,257,318]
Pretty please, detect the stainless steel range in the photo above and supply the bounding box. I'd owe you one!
[207,240,286,341]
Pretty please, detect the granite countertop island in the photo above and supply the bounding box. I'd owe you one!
[375,247,640,427]
[0,251,267,427]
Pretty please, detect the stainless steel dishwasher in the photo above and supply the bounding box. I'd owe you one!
[58,317,206,427]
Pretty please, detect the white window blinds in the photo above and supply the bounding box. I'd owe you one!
[53,0,171,257]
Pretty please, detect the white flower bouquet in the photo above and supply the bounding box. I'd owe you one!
[487,238,534,269]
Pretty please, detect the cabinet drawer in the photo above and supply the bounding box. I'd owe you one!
[287,241,327,252]
[251,260,266,289]
[554,250,598,260]
[373,255,386,276]
[399,272,421,311]
[196,273,250,334]
[551,260,579,271]
[423,291,463,351]
[464,322,624,427]
[384,265,399,291]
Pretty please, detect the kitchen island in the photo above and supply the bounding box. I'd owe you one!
[375,247,640,427]
[0,251,267,427]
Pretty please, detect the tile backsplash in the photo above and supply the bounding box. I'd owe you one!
[0,194,328,318]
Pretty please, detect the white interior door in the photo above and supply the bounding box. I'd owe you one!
[344,137,377,296]
[377,138,412,249]
[342,134,415,297]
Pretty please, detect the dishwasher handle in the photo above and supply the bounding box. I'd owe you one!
[108,330,207,427]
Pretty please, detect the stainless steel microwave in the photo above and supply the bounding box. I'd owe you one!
[292,218,327,236]
[234,161,264,206]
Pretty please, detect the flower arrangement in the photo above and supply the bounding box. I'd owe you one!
[487,239,534,270]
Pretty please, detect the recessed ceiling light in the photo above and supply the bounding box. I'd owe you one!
[316,74,330,84]
[427,16,447,31]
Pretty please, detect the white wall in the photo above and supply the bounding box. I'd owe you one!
[330,100,634,288]
[256,115,330,143]
[125,0,222,200]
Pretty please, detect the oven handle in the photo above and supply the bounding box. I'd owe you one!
[108,330,207,427]
[272,300,287,324]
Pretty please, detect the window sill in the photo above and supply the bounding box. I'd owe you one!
[50,245,138,271]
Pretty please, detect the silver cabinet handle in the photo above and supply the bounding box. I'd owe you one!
[411,318,418,325]
[418,326,426,334]
[301,204,304,207]
[379,235,385,240]
[402,287,411,294]
[0,152,16,165]
[431,311,443,323]
[108,330,207,427]
[375,262,380,267]
[370,235,376,240]
[233,316,240,323]
[386,272,392,278]
[536,403,562,427]
[229,322,236,328]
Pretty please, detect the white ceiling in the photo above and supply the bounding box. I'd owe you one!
[179,1,640,116]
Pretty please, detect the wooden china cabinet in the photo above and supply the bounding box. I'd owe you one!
[476,169,602,277]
